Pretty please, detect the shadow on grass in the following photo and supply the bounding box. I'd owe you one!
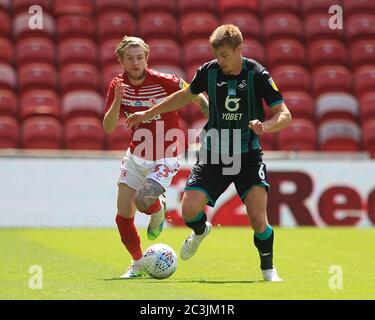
[102,278,262,284]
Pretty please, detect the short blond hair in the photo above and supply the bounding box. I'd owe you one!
[209,24,243,50]
[115,36,150,60]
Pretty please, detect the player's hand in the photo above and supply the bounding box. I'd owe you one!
[125,111,149,129]
[249,119,266,135]
[114,79,126,102]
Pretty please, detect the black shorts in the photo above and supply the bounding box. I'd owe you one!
[184,149,270,207]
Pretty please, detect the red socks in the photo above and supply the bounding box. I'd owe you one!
[140,198,162,215]
[115,215,142,261]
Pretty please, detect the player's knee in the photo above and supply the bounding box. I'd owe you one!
[134,190,154,212]
[117,207,132,218]
[181,202,201,221]
[250,215,268,233]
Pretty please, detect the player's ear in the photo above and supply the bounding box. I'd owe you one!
[236,44,242,54]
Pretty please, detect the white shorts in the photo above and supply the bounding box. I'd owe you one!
[117,149,180,190]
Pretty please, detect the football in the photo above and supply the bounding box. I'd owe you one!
[142,243,177,279]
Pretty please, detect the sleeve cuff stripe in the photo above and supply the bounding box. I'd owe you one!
[269,99,284,107]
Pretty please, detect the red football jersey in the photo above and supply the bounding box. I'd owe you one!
[105,68,186,160]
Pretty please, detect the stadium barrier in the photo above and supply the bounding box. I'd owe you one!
[0,150,374,227]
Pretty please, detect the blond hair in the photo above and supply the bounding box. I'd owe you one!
[209,24,243,50]
[115,36,150,60]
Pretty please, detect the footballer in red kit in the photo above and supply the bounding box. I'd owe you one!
[103,36,209,278]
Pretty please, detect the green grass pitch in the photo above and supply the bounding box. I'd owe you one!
[1,227,374,300]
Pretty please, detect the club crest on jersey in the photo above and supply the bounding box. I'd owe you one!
[237,80,247,90]
[149,97,157,106]
[225,96,241,112]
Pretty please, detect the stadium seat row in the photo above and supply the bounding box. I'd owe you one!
[2,10,374,43]
[1,115,375,155]
[2,0,375,17]
[1,62,374,97]
[2,37,375,71]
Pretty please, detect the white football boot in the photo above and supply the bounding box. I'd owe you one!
[180,221,212,260]
[147,198,166,240]
[120,259,147,279]
[262,268,283,282]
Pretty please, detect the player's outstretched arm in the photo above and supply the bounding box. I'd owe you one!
[249,102,292,135]
[125,86,196,129]
[192,94,209,119]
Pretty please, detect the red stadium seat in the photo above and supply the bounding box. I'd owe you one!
[0,0,10,12]
[0,89,18,117]
[59,38,97,67]
[359,92,375,123]
[180,13,219,42]
[20,89,60,120]
[267,39,306,68]
[262,0,299,16]
[344,0,375,16]
[13,12,55,40]
[221,13,260,40]
[363,119,375,157]
[57,15,95,41]
[183,39,213,68]
[305,13,345,41]
[0,116,19,148]
[0,64,17,90]
[178,0,216,14]
[319,120,362,151]
[106,121,132,151]
[16,37,55,66]
[21,116,63,149]
[350,40,375,68]
[185,64,201,83]
[354,65,375,97]
[315,92,359,123]
[102,64,123,94]
[95,0,134,14]
[346,14,375,42]
[0,37,13,64]
[60,64,100,94]
[98,12,136,42]
[282,91,315,121]
[61,90,104,121]
[12,0,50,15]
[277,119,318,151]
[0,11,10,37]
[218,0,258,16]
[65,117,105,150]
[259,133,275,151]
[148,39,181,67]
[312,65,352,96]
[263,13,303,42]
[302,0,340,15]
[271,65,311,93]
[138,0,176,14]
[241,41,265,65]
[139,12,178,41]
[102,63,124,89]
[100,39,121,66]
[53,0,93,16]
[308,39,348,68]
[18,63,58,92]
